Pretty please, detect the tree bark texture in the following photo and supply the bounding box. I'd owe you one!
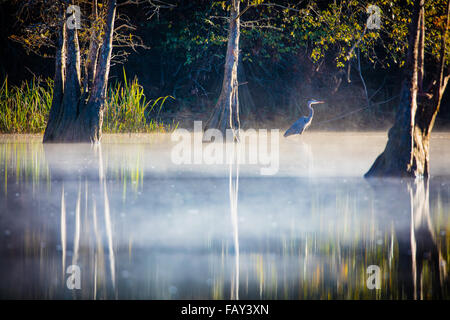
[43,0,116,143]
[365,0,449,178]
[204,0,240,138]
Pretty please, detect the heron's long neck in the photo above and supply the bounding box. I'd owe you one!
[308,104,314,119]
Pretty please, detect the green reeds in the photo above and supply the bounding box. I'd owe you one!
[104,69,175,133]
[0,77,53,133]
[0,71,175,134]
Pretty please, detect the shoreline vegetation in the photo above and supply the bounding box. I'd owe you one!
[0,70,176,134]
[1,70,449,134]
[1,0,449,137]
[0,73,397,134]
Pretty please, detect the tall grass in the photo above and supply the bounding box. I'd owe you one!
[0,72,175,134]
[0,77,53,133]
[104,69,175,133]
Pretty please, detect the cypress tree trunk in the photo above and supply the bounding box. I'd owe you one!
[43,8,66,141]
[76,0,116,142]
[365,0,450,178]
[204,0,240,138]
[43,0,116,143]
[83,0,100,97]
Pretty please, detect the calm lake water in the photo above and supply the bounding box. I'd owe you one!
[0,132,449,299]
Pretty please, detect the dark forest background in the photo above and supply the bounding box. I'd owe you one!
[0,0,449,130]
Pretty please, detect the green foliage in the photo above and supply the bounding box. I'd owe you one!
[0,72,175,134]
[0,77,53,133]
[104,69,175,133]
[424,0,450,64]
[156,0,448,72]
[284,0,449,68]
[6,0,449,124]
[161,4,227,67]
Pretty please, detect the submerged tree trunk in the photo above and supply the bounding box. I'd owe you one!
[204,0,240,138]
[44,8,66,141]
[43,0,116,143]
[365,0,450,178]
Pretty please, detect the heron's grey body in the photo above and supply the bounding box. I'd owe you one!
[284,100,324,137]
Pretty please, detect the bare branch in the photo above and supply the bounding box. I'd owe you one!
[235,1,301,21]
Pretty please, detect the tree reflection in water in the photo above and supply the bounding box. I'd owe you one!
[44,143,116,299]
[0,135,449,299]
[369,178,448,299]
[229,141,240,300]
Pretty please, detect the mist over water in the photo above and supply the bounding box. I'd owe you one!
[0,132,449,299]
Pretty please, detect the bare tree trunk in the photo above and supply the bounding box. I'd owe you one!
[83,0,99,96]
[365,0,450,178]
[59,10,82,139]
[77,0,116,142]
[43,0,116,143]
[204,0,240,138]
[43,9,66,141]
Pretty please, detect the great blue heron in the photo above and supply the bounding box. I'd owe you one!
[284,99,325,137]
